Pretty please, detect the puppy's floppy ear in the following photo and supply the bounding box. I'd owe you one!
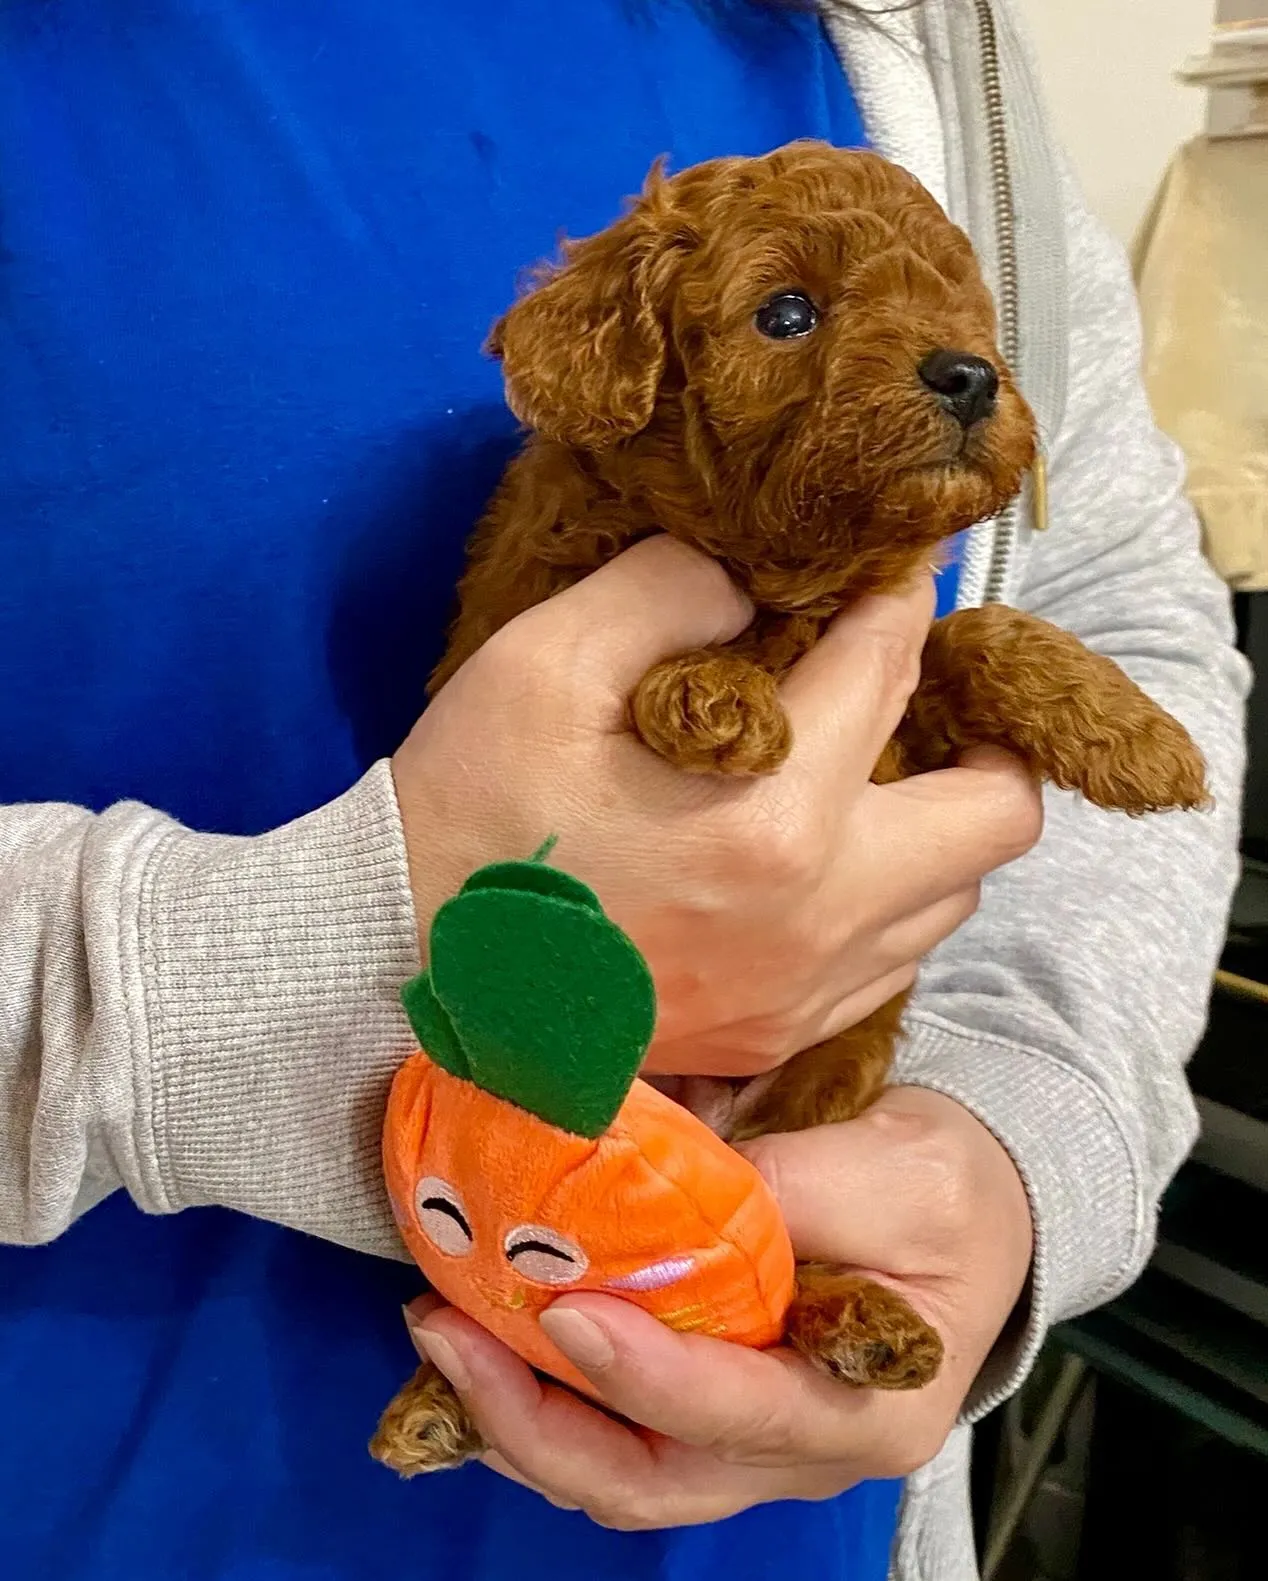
[487,178,684,449]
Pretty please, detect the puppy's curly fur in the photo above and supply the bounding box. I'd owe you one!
[373,143,1207,1475]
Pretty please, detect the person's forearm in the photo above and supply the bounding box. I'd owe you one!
[0,764,419,1253]
[7,536,997,1260]
[1,797,169,1242]
[899,160,1249,1415]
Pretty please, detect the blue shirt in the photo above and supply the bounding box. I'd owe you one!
[0,4,952,1576]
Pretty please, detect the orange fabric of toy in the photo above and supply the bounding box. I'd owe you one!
[382,852,795,1396]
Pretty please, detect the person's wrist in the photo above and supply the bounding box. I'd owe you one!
[147,763,420,1252]
[389,726,516,955]
[885,1086,1035,1406]
[390,749,462,952]
[886,1085,1034,1278]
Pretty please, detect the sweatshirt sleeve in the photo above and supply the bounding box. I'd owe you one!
[894,168,1251,1416]
[0,761,420,1258]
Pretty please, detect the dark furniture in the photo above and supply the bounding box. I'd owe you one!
[975,590,1268,1581]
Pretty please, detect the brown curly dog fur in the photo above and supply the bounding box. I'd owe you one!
[372,142,1208,1476]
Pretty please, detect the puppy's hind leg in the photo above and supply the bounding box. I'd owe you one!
[786,1264,943,1390]
[370,1363,484,1477]
[728,993,944,1392]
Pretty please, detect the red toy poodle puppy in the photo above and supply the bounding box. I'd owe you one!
[372,141,1206,1476]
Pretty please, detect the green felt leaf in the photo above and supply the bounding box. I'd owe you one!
[400,971,470,1079]
[460,860,603,913]
[428,886,656,1137]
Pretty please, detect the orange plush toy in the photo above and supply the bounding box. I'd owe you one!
[373,846,796,1473]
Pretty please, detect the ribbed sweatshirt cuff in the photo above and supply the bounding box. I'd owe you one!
[136,762,420,1259]
[893,1009,1146,1418]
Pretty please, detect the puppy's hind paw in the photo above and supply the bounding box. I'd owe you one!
[370,1363,484,1477]
[786,1265,943,1391]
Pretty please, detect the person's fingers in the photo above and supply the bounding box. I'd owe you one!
[535,1296,872,1467]
[800,883,979,1045]
[780,574,935,771]
[418,1306,664,1473]
[483,1436,855,1528]
[419,1278,951,1517]
[786,960,922,1055]
[402,1293,445,1346]
[877,882,981,962]
[502,535,754,708]
[645,884,971,1077]
[816,962,917,1037]
[738,1119,949,1268]
[416,1307,775,1522]
[861,746,1043,908]
[481,1451,582,1511]
[735,1090,1007,1283]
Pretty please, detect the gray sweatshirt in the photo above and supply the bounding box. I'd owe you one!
[0,3,1249,1577]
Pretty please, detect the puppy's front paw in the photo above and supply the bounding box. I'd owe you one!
[914,606,1210,816]
[632,650,791,775]
[370,1362,484,1477]
[786,1265,943,1390]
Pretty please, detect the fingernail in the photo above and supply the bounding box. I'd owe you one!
[539,1308,615,1371]
[403,1309,471,1392]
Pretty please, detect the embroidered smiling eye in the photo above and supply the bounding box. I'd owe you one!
[754,291,820,340]
[504,1224,589,1287]
[414,1177,474,1257]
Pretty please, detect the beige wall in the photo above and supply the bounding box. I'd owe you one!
[1014,0,1212,245]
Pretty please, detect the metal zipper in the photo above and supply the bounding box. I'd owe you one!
[971,0,1047,605]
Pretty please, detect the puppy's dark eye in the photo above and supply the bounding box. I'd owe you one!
[754,292,819,340]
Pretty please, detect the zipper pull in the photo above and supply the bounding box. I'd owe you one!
[1030,450,1049,532]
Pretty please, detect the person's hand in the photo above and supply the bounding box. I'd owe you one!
[392,537,1042,1076]
[404,1086,1033,1527]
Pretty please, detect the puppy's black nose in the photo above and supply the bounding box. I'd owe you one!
[919,350,999,428]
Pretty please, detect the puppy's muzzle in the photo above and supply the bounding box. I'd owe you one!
[918,350,999,429]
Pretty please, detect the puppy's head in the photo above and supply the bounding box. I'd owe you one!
[490,143,1037,603]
